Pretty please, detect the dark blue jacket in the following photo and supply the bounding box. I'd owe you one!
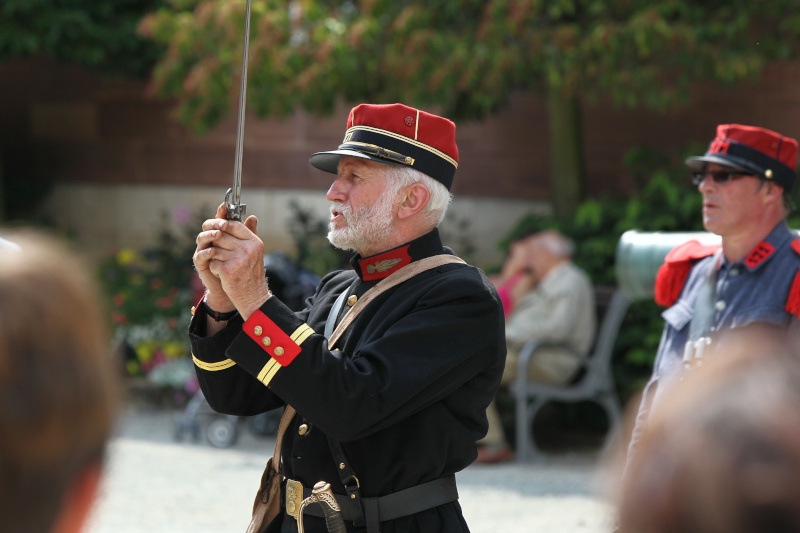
[190,229,506,533]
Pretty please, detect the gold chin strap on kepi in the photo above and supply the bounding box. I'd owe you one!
[296,482,347,533]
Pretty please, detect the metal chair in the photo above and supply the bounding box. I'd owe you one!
[511,288,631,462]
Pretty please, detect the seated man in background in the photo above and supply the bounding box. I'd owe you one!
[0,231,120,533]
[477,230,596,463]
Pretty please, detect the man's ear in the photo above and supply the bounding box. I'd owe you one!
[764,181,785,202]
[396,183,431,220]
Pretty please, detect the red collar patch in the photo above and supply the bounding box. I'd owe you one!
[358,245,412,281]
[744,241,775,269]
[791,237,800,256]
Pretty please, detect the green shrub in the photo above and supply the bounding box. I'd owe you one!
[98,210,201,403]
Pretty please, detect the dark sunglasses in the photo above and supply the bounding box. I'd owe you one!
[691,170,755,186]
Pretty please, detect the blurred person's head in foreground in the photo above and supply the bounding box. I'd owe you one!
[614,326,800,533]
[0,231,120,533]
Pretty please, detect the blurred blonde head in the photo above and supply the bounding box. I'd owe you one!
[614,327,800,533]
[0,230,120,533]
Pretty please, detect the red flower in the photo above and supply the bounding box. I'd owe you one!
[155,295,174,309]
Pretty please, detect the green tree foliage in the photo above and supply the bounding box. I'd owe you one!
[0,0,168,222]
[141,0,800,129]
[139,0,800,216]
[0,0,166,77]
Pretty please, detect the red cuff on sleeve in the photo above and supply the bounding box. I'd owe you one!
[243,310,301,367]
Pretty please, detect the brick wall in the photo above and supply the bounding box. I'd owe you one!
[4,58,800,201]
[3,57,800,266]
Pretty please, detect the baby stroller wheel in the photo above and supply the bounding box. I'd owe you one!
[207,416,239,448]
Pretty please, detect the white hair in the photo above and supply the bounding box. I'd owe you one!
[383,164,453,228]
[537,231,575,259]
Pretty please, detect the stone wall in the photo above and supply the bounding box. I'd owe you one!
[37,182,544,269]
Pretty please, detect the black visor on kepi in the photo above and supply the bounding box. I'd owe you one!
[309,148,408,175]
[686,154,759,175]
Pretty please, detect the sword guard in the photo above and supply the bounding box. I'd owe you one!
[314,482,347,533]
[296,481,347,533]
[224,187,246,222]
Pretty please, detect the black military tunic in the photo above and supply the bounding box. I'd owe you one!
[189,228,506,532]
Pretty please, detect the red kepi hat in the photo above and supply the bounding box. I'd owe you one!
[309,103,459,190]
[686,124,799,193]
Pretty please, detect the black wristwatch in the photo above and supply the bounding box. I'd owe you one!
[201,300,239,322]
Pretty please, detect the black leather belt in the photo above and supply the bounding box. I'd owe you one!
[284,474,458,523]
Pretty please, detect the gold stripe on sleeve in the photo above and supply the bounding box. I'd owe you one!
[257,359,281,387]
[290,324,315,345]
[192,354,236,371]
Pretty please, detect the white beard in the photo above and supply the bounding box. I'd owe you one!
[328,191,396,253]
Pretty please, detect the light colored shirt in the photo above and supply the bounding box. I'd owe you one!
[505,261,596,383]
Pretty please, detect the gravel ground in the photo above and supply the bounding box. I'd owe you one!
[84,406,616,533]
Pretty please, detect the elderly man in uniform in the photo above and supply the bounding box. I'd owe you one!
[627,123,800,460]
[190,103,506,533]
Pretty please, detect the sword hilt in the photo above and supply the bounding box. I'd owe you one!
[296,481,347,533]
[314,482,347,533]
[224,187,246,222]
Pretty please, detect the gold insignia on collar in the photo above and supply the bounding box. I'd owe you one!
[367,258,403,274]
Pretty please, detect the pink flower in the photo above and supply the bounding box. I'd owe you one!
[173,206,191,225]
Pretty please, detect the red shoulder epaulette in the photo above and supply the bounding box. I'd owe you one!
[786,238,800,318]
[654,240,721,307]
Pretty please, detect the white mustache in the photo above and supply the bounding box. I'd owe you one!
[330,202,351,219]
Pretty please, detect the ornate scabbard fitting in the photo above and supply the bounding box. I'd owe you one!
[285,479,303,520]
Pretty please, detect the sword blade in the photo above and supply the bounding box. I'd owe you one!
[227,0,252,221]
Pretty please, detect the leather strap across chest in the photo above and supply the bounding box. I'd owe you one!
[327,254,465,349]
